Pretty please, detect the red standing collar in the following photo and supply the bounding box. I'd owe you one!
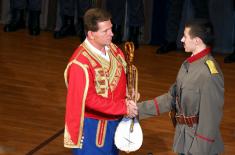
[187,47,211,63]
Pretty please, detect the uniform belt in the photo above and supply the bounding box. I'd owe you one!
[175,115,199,127]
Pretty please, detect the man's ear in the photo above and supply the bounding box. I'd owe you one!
[195,37,203,45]
[87,31,95,40]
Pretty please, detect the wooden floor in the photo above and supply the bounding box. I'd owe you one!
[0,25,235,155]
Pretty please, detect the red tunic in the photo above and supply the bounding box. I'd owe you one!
[64,42,128,148]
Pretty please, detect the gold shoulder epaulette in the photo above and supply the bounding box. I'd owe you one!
[206,60,218,74]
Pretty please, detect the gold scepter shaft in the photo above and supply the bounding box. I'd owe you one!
[125,41,138,133]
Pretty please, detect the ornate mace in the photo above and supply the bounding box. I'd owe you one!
[125,41,139,132]
[114,42,143,153]
[125,42,139,104]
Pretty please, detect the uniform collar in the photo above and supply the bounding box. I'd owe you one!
[187,47,211,63]
[84,38,110,61]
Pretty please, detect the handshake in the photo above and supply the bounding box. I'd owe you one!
[126,99,138,118]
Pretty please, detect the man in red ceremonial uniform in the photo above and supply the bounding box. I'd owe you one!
[64,8,138,155]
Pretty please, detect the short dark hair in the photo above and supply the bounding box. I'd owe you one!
[185,19,214,46]
[83,8,111,35]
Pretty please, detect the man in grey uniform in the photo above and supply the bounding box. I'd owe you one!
[138,19,224,155]
[4,0,42,36]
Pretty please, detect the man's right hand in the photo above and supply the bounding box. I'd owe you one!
[126,99,138,118]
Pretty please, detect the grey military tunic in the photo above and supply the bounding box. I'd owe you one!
[138,49,224,155]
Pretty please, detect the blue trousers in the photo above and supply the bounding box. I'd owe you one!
[72,118,120,155]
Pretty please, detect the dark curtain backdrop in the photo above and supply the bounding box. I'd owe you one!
[0,0,57,30]
[2,0,232,53]
[0,0,161,44]
[150,0,169,45]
